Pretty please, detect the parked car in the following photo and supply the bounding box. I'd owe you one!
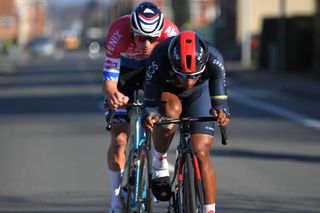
[26,36,56,56]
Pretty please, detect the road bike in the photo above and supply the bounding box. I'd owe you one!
[106,90,153,213]
[153,117,228,213]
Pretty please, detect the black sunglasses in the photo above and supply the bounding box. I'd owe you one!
[134,34,159,43]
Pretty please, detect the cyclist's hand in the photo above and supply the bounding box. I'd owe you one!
[108,91,129,109]
[212,109,230,126]
[143,115,159,133]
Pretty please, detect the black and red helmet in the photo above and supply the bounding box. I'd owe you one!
[168,31,209,74]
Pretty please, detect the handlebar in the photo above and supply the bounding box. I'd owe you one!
[154,116,228,145]
[106,102,144,131]
[106,110,115,131]
[154,116,216,125]
[219,124,228,145]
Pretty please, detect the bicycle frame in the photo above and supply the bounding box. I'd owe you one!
[173,122,205,213]
[107,88,153,212]
[131,103,148,205]
[155,116,227,213]
[178,123,203,185]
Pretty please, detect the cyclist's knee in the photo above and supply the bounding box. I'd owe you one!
[194,148,210,162]
[161,92,182,118]
[110,124,129,148]
[192,135,214,162]
[112,132,128,148]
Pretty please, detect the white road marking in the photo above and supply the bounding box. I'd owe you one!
[230,91,320,131]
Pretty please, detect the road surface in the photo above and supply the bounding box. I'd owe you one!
[0,51,319,212]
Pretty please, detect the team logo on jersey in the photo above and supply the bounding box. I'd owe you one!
[103,57,120,72]
[145,61,158,83]
[205,126,214,132]
[107,30,122,53]
[213,59,225,71]
[104,59,118,69]
[164,26,178,37]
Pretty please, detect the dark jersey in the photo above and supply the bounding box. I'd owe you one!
[143,37,228,115]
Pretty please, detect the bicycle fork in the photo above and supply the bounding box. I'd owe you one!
[170,146,204,212]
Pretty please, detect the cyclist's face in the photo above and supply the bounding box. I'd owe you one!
[133,34,159,56]
[176,75,200,89]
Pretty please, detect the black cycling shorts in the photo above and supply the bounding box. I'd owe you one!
[104,66,145,123]
[164,80,215,136]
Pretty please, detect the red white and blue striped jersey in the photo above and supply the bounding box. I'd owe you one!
[102,15,179,81]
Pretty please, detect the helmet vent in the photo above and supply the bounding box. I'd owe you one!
[186,39,192,43]
[186,55,192,69]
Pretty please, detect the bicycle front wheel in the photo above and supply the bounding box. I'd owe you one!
[124,150,136,213]
[136,143,153,213]
[183,153,196,212]
[182,153,204,213]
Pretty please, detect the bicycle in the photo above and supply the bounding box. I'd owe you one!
[153,116,228,213]
[106,89,153,213]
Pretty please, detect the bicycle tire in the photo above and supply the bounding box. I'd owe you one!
[124,151,136,213]
[193,155,205,213]
[176,157,185,213]
[136,144,153,213]
[182,153,197,213]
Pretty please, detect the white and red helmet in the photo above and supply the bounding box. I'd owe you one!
[130,2,164,37]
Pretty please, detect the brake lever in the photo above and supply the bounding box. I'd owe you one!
[219,125,228,145]
[106,110,115,131]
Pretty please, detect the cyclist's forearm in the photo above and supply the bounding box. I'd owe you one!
[209,78,230,115]
[104,80,119,98]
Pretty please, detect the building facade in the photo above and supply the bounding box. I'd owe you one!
[0,0,48,49]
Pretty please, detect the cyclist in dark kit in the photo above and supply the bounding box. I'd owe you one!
[142,31,230,213]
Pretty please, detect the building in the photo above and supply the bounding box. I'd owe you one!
[99,0,319,72]
[236,0,316,71]
[16,0,48,47]
[0,0,18,45]
[0,0,48,50]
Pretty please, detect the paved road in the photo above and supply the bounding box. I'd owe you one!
[0,52,108,212]
[0,51,319,213]
[216,67,320,213]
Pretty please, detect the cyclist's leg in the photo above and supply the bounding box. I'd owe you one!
[151,92,182,201]
[107,65,145,176]
[153,92,180,174]
[105,102,131,209]
[108,123,130,171]
[182,80,216,212]
[108,124,130,209]
[105,66,139,210]
[190,134,215,203]
[153,92,181,152]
